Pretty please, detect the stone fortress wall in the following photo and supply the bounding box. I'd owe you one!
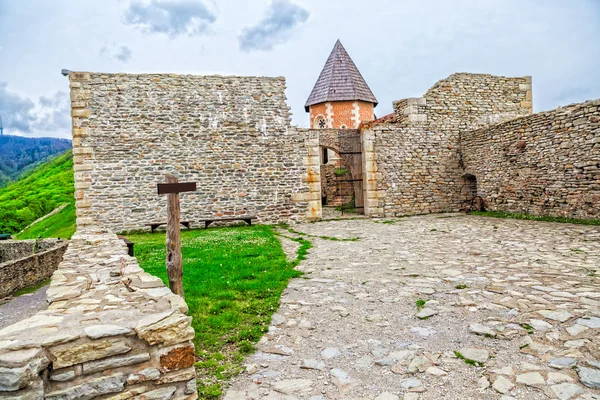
[461,99,600,219]
[0,229,197,399]
[2,69,593,398]
[69,70,599,226]
[69,72,321,233]
[366,73,534,216]
[0,239,68,299]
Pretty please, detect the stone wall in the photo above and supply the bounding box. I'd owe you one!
[461,99,600,219]
[70,72,319,233]
[368,73,532,217]
[320,164,337,204]
[0,239,64,264]
[0,229,197,399]
[0,239,68,298]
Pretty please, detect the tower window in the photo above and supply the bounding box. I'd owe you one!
[322,148,329,164]
[314,115,327,129]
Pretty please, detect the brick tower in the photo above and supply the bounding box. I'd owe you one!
[305,40,378,129]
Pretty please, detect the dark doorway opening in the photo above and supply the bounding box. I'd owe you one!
[461,174,485,212]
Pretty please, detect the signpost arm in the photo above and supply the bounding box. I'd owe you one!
[165,174,184,297]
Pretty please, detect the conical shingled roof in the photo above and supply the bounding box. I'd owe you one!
[305,40,378,111]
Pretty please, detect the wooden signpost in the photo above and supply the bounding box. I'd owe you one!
[157,175,197,298]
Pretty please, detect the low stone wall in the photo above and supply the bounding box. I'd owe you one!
[0,229,197,399]
[461,99,600,219]
[0,239,68,299]
[0,239,64,264]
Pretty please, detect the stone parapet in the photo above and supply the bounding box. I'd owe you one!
[0,229,197,399]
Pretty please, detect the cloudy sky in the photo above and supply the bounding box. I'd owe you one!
[0,0,599,139]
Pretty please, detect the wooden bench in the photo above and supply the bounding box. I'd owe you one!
[117,236,134,256]
[199,216,256,229]
[145,221,191,234]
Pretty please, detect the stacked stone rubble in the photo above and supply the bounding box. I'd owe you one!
[0,229,197,399]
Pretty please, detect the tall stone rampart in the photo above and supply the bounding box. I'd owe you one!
[368,73,532,217]
[461,99,600,219]
[70,72,319,233]
[0,229,197,399]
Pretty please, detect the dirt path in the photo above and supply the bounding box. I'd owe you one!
[0,284,49,330]
[223,214,600,400]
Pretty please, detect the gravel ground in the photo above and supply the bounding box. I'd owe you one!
[0,284,49,330]
[223,214,600,400]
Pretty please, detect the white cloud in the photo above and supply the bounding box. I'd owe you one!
[123,0,217,37]
[0,0,598,137]
[100,44,133,62]
[239,0,310,52]
[0,83,70,136]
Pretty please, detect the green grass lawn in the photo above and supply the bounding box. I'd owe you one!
[125,225,308,399]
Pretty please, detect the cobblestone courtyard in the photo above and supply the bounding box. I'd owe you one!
[224,214,600,400]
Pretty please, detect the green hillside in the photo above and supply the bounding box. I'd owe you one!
[0,151,75,236]
[0,135,72,188]
[16,203,76,240]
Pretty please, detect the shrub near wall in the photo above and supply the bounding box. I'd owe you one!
[461,100,600,219]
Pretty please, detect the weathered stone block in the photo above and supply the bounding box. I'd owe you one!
[82,352,150,375]
[0,348,43,368]
[51,340,131,369]
[0,356,48,391]
[74,181,90,190]
[83,325,132,340]
[45,373,126,400]
[130,386,177,400]
[72,147,92,155]
[75,200,91,209]
[291,192,320,202]
[408,114,427,123]
[407,97,426,106]
[71,109,91,118]
[126,367,160,385]
[135,312,194,346]
[69,71,90,81]
[159,345,195,372]
[72,127,89,138]
[155,367,196,384]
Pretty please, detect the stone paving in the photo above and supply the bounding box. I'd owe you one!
[223,214,600,400]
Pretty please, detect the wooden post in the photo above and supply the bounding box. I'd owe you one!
[165,174,184,297]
